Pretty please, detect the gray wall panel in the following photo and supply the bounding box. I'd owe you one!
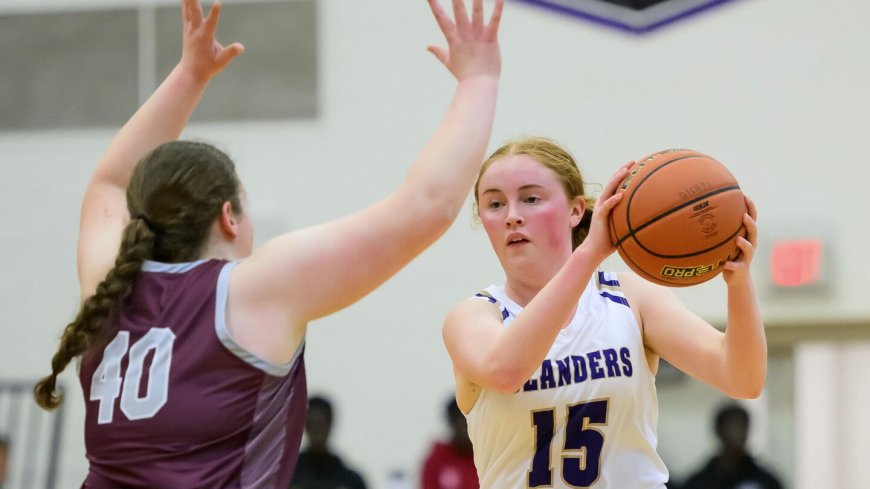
[0,10,139,130]
[156,1,317,121]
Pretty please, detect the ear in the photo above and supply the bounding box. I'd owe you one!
[218,201,239,239]
[569,195,586,228]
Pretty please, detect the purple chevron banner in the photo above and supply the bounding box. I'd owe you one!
[515,0,741,34]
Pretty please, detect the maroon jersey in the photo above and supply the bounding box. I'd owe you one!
[78,259,307,488]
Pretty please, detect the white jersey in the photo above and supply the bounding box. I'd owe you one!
[465,271,668,489]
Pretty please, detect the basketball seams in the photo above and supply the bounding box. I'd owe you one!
[625,223,744,259]
[617,240,683,287]
[609,149,745,287]
[619,154,721,244]
[611,152,708,245]
[617,186,742,251]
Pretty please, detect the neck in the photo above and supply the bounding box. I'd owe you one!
[200,232,243,261]
[199,248,242,261]
[503,254,570,306]
[451,436,474,454]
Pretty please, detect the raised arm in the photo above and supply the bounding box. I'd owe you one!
[77,0,243,298]
[443,163,631,400]
[628,195,767,399]
[230,0,504,344]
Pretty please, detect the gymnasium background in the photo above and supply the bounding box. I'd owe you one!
[1,0,868,487]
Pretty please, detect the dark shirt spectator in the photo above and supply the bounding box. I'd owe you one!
[0,436,8,489]
[682,404,783,489]
[290,396,366,489]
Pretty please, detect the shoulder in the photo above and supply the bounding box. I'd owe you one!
[681,459,716,487]
[749,459,783,487]
[341,463,366,487]
[444,295,504,330]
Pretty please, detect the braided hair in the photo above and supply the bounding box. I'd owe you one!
[34,141,241,409]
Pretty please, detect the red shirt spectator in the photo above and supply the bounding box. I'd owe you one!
[421,398,478,489]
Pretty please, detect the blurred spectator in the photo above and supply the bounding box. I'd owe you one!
[290,396,366,489]
[420,397,478,489]
[681,403,783,489]
[0,436,8,489]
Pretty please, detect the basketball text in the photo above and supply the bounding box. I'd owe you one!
[679,181,712,200]
[660,261,724,279]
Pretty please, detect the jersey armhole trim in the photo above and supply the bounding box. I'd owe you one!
[474,290,510,322]
[215,260,298,377]
[142,259,208,273]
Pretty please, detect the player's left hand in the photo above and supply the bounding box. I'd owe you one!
[578,160,633,264]
[180,0,244,81]
[722,194,758,286]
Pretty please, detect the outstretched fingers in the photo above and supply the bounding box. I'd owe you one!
[203,0,222,38]
[217,42,245,67]
[427,0,453,67]
[427,0,502,80]
[471,0,484,34]
[451,0,471,32]
[429,0,457,42]
[484,0,504,40]
[203,0,245,66]
[183,0,204,28]
[180,0,243,79]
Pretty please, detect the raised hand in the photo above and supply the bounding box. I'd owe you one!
[427,0,503,81]
[181,0,245,81]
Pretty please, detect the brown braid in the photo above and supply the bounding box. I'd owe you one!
[34,218,155,409]
[34,140,242,410]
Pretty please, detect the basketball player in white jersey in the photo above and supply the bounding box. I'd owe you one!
[442,137,766,488]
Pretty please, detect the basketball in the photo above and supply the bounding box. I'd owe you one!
[608,149,746,287]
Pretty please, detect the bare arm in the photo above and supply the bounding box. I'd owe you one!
[230,0,504,345]
[77,0,243,298]
[443,163,632,395]
[629,196,766,398]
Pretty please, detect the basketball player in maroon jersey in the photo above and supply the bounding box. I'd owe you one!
[33,0,504,486]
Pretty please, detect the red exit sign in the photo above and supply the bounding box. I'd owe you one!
[770,239,824,288]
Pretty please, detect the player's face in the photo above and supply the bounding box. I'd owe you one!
[477,154,579,274]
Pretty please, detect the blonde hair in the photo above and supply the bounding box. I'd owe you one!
[474,137,596,249]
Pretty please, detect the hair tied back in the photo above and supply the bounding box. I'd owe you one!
[136,214,163,234]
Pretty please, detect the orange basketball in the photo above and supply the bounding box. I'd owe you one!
[608,149,746,287]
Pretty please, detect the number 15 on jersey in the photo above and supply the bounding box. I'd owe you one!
[529,399,610,488]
